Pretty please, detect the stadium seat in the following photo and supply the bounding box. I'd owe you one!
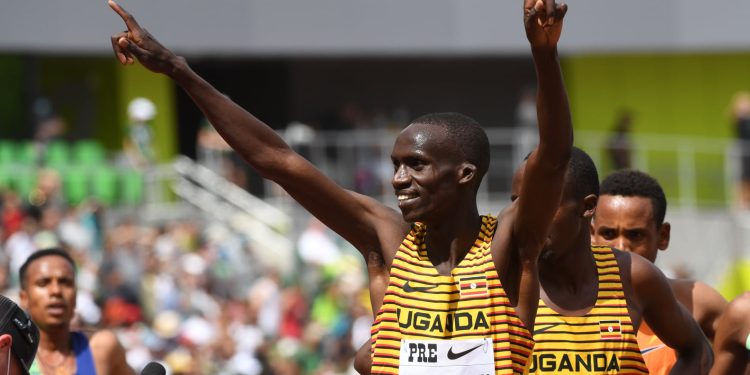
[44,141,70,170]
[12,169,37,199]
[91,166,119,205]
[120,169,144,205]
[73,139,106,166]
[16,141,38,166]
[63,167,89,205]
[0,141,14,165]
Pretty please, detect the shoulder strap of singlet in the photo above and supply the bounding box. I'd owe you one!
[71,331,97,375]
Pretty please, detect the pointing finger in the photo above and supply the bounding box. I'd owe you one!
[108,0,142,34]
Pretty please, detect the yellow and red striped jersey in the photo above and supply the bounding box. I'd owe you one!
[370,215,534,375]
[528,246,648,374]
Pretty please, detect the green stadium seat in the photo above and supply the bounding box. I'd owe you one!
[0,141,14,165]
[73,140,106,166]
[44,141,70,170]
[12,169,37,199]
[16,142,37,166]
[91,166,119,205]
[120,169,144,205]
[0,165,13,189]
[63,167,89,205]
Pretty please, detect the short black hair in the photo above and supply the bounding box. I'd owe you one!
[0,295,39,374]
[410,112,490,180]
[18,248,77,289]
[600,169,667,226]
[567,147,600,199]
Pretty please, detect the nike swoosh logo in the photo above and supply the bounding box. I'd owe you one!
[447,343,483,360]
[641,344,666,355]
[533,323,562,335]
[403,280,437,293]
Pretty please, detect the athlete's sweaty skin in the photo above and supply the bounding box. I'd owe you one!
[108,0,571,373]
[710,292,750,375]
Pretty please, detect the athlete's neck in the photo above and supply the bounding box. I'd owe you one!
[424,211,482,276]
[38,328,72,353]
[539,236,597,295]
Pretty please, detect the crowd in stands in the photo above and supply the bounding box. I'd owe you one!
[0,168,372,375]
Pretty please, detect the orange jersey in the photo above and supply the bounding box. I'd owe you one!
[637,322,675,375]
[370,215,534,375]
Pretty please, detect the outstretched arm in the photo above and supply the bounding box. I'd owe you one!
[633,256,713,375]
[108,1,405,256]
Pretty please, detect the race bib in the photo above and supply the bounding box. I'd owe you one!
[398,338,494,375]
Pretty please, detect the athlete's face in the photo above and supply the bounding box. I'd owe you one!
[20,256,77,330]
[591,195,670,263]
[391,124,464,223]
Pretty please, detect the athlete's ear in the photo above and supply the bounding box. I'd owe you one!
[582,194,597,219]
[0,334,11,350]
[457,162,477,185]
[657,221,671,251]
[19,289,28,310]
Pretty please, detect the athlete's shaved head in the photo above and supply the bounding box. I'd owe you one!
[410,112,490,180]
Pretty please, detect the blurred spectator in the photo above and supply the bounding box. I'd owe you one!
[515,86,538,160]
[124,97,157,168]
[29,169,64,210]
[606,110,635,170]
[1,185,371,373]
[731,91,750,209]
[4,205,41,287]
[32,97,66,166]
[1,190,24,242]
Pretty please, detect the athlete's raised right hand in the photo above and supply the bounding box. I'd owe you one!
[523,0,568,50]
[109,0,180,75]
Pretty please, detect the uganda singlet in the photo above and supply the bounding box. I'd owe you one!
[370,215,534,375]
[636,322,674,375]
[529,246,648,374]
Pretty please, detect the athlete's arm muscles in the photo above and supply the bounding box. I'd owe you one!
[108,1,405,256]
[710,292,750,375]
[512,0,572,259]
[632,255,713,375]
[497,0,572,328]
[692,281,728,341]
[90,330,135,375]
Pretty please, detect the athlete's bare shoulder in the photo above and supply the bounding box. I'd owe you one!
[720,292,750,332]
[668,278,727,340]
[89,329,134,375]
[610,247,661,319]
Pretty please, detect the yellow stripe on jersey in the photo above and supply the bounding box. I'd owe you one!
[528,246,648,374]
[370,215,534,375]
